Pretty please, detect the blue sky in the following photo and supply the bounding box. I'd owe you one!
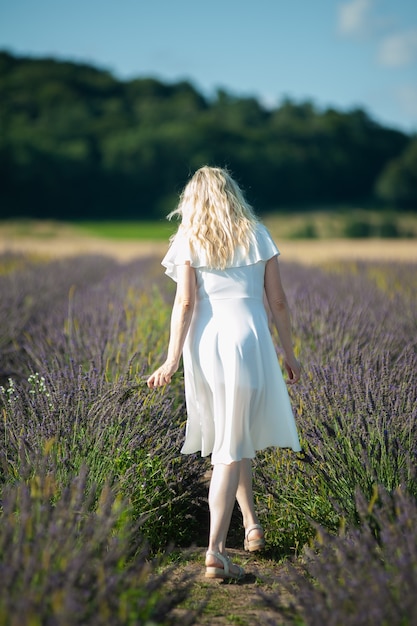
[1,0,417,133]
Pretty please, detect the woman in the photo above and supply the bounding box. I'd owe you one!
[147,166,301,580]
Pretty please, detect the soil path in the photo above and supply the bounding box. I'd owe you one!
[1,221,416,265]
[166,547,294,625]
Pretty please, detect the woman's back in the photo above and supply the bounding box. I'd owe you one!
[194,263,265,302]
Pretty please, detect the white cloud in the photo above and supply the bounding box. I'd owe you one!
[338,0,374,37]
[396,85,417,121]
[378,29,417,67]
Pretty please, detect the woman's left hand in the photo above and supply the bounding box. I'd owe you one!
[284,355,301,385]
[147,361,178,388]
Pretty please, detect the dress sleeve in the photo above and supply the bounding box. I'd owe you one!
[231,223,280,266]
[162,223,279,278]
[161,231,192,282]
[252,224,280,261]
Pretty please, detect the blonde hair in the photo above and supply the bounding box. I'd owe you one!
[168,166,258,269]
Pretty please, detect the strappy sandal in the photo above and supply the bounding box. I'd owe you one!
[205,551,245,580]
[244,524,265,552]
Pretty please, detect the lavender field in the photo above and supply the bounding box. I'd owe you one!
[1,251,416,625]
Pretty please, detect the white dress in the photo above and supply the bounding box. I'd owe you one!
[162,223,301,465]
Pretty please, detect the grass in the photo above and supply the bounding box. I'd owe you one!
[75,220,177,240]
[2,208,417,244]
[0,218,176,242]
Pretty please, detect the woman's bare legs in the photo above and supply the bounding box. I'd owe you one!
[207,461,240,553]
[205,458,263,571]
[236,458,264,544]
[205,461,241,571]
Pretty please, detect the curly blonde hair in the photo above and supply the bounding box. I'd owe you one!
[168,166,258,269]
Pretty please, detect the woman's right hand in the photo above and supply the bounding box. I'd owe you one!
[147,360,178,388]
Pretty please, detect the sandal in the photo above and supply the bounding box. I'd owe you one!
[205,551,245,580]
[244,524,265,552]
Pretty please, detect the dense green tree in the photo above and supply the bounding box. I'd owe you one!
[375,137,417,210]
[0,50,413,219]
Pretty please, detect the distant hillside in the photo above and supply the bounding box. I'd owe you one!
[0,51,414,219]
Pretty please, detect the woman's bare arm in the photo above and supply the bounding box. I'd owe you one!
[147,262,196,388]
[264,256,301,384]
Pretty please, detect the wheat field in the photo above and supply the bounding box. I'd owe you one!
[1,218,416,264]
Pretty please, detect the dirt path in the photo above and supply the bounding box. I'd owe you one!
[2,232,417,265]
[166,547,294,625]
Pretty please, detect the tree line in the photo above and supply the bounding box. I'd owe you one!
[0,50,416,220]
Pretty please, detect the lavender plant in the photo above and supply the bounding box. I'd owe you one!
[262,487,417,626]
[0,253,207,553]
[0,363,208,552]
[253,261,417,555]
[0,253,119,381]
[0,461,196,626]
[2,251,417,622]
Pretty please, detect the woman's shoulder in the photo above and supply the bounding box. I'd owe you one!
[252,222,279,256]
[229,222,279,267]
[253,222,272,240]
